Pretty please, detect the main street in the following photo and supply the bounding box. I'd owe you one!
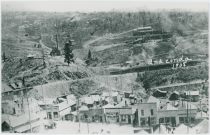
[40,121,134,134]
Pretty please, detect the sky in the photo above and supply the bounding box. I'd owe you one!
[1,0,209,12]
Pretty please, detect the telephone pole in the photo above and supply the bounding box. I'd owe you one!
[27,95,32,133]
[76,97,81,133]
[22,75,32,133]
[187,94,189,134]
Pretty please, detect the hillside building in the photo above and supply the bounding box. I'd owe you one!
[184,91,199,102]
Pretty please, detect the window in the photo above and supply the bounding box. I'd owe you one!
[184,117,189,123]
[13,108,16,114]
[141,110,144,116]
[179,117,184,123]
[171,117,176,126]
[190,117,195,123]
[150,117,156,125]
[47,112,52,119]
[121,115,126,122]
[150,109,154,116]
[53,112,58,118]
[165,117,170,123]
[159,118,164,123]
[140,118,146,126]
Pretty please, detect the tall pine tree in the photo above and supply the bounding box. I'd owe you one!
[85,49,92,66]
[88,49,92,60]
[64,40,74,66]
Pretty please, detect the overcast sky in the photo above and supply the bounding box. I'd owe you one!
[2,0,209,12]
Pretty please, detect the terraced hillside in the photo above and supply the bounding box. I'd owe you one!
[1,11,208,98]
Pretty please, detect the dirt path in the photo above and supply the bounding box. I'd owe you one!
[82,27,138,49]
[151,80,205,90]
[83,36,104,49]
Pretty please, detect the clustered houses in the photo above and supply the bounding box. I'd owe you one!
[75,91,199,129]
[1,80,205,133]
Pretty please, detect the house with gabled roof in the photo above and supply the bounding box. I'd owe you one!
[2,113,41,133]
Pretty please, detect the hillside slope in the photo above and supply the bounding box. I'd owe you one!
[2,35,94,86]
[29,73,146,99]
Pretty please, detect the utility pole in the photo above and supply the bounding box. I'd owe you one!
[22,75,32,133]
[159,120,160,134]
[200,98,202,117]
[75,65,81,133]
[41,79,47,121]
[76,97,81,133]
[187,93,189,134]
[189,96,191,127]
[87,117,89,134]
[27,96,32,133]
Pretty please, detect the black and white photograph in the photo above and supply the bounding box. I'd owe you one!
[1,0,209,134]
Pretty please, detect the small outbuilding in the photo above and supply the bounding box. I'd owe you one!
[169,91,180,101]
[152,89,167,98]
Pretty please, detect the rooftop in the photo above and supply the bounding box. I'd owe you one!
[2,83,13,93]
[160,103,178,111]
[79,105,89,111]
[2,113,40,128]
[102,103,115,109]
[185,91,199,96]
[147,96,160,107]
